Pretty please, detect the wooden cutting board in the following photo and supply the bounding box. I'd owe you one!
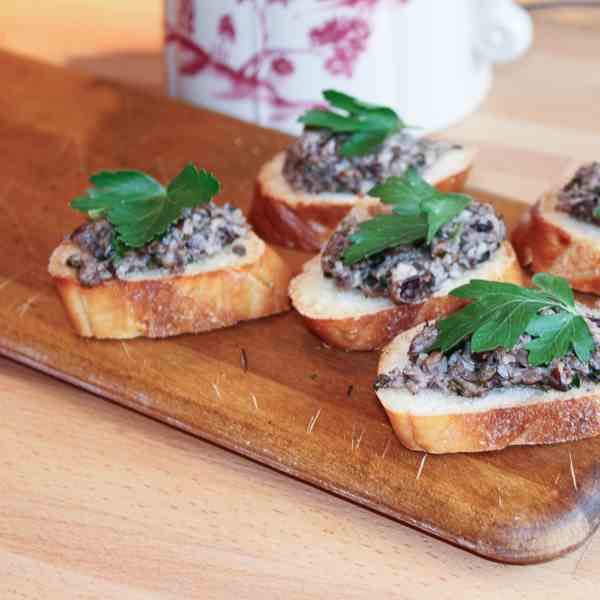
[2,50,599,565]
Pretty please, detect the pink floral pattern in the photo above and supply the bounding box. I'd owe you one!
[175,0,195,37]
[271,57,294,76]
[166,0,409,124]
[218,15,236,41]
[309,17,371,77]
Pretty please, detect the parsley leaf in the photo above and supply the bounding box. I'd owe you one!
[369,170,432,213]
[525,312,594,366]
[572,317,596,362]
[298,89,405,157]
[526,312,576,366]
[342,169,472,265]
[433,282,546,353]
[297,109,363,133]
[340,130,389,158]
[432,273,595,367]
[530,271,575,307]
[167,163,220,207]
[71,171,165,214]
[372,168,471,243]
[421,193,471,244]
[343,214,428,264]
[322,89,375,114]
[71,163,220,249]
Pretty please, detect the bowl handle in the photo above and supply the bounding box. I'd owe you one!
[474,0,534,63]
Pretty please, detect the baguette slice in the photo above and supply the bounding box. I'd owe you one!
[512,170,600,294]
[290,240,523,352]
[48,232,292,339]
[251,146,475,252]
[377,323,600,453]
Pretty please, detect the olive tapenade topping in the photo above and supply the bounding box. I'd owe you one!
[321,202,506,305]
[376,275,599,398]
[65,165,250,287]
[375,318,600,398]
[286,89,462,195]
[68,202,250,287]
[283,130,459,195]
[556,162,600,223]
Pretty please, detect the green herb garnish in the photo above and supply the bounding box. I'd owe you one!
[432,273,595,366]
[298,90,406,157]
[342,168,471,265]
[71,164,220,252]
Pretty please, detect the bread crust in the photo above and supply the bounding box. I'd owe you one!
[250,151,473,252]
[377,324,600,453]
[299,283,469,352]
[512,189,600,294]
[251,177,351,252]
[48,233,292,339]
[385,394,600,453]
[290,241,524,352]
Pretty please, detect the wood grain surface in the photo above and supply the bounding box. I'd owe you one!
[521,0,600,28]
[2,47,600,566]
[3,7,600,598]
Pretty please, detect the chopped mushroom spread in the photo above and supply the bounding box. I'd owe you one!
[67,202,250,287]
[321,202,506,305]
[283,130,460,195]
[375,316,600,398]
[556,162,600,223]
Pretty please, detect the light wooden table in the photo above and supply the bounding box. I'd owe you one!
[2,4,600,598]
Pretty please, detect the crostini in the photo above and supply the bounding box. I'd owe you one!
[250,89,475,252]
[376,275,600,453]
[290,170,523,351]
[512,162,600,294]
[48,165,292,339]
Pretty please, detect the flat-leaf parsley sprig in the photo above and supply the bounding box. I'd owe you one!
[342,168,472,265]
[71,164,220,253]
[432,273,595,366]
[299,89,407,158]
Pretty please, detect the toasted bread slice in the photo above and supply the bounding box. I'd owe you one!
[377,323,600,453]
[289,241,523,352]
[251,146,476,252]
[512,171,600,294]
[48,233,292,339]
